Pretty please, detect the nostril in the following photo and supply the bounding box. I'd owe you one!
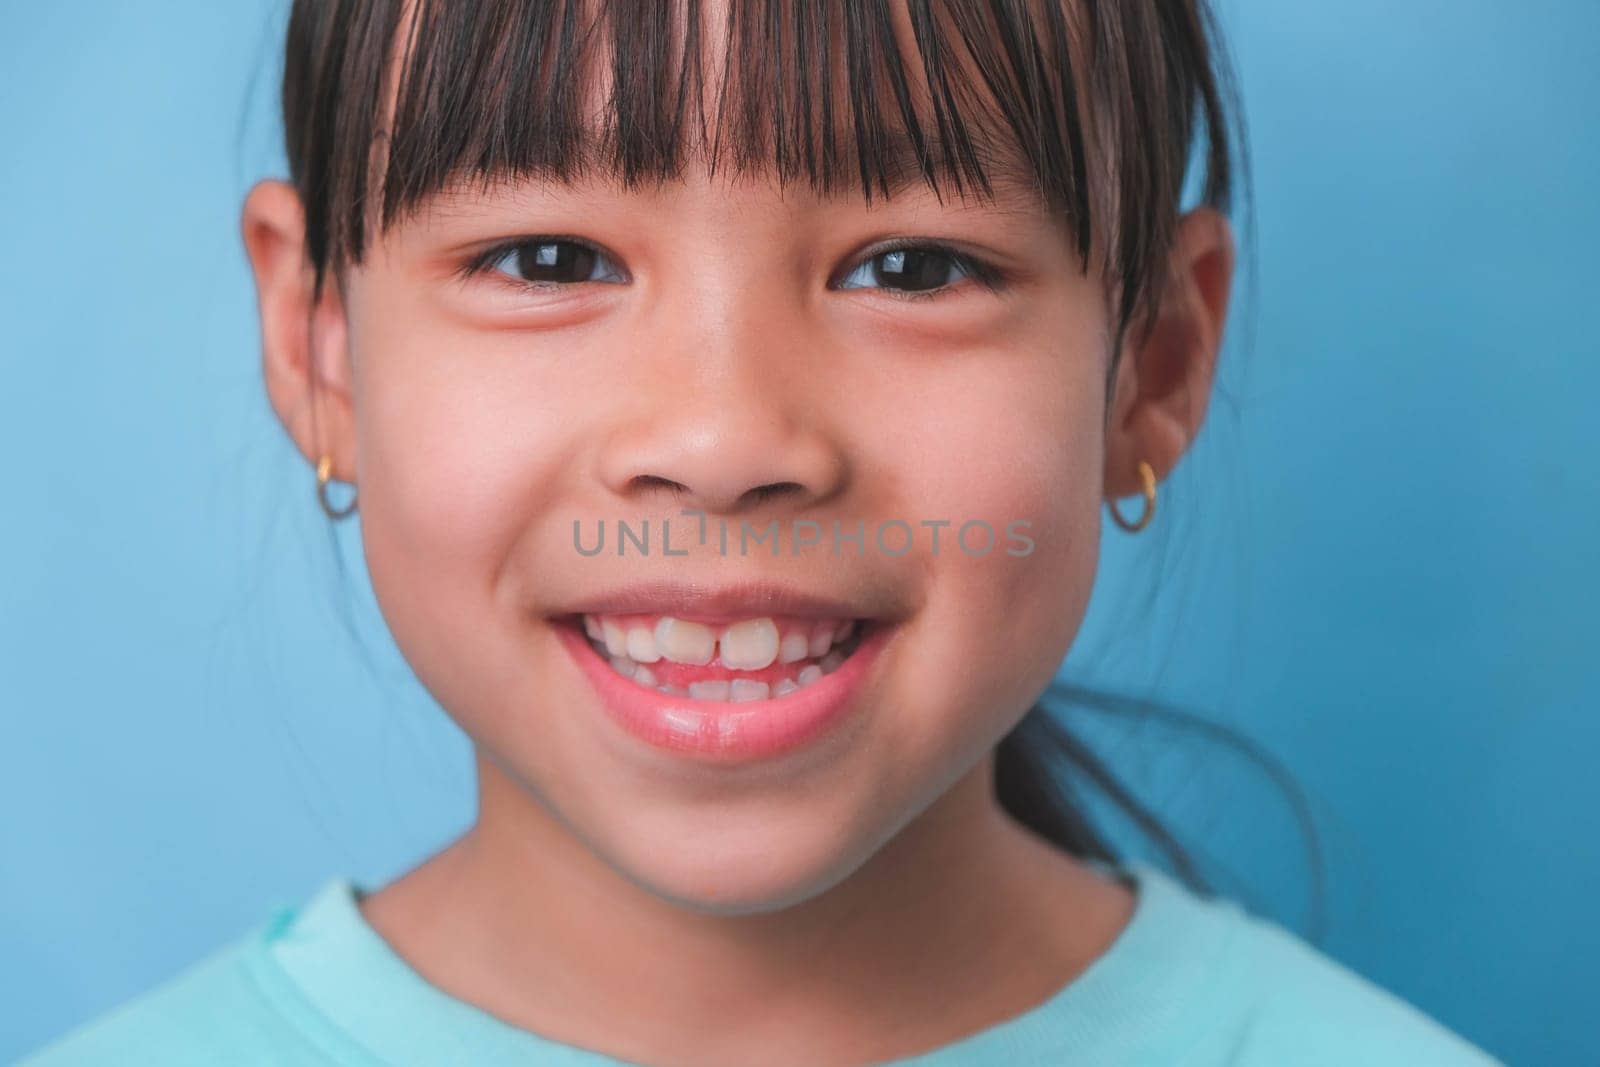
[740,482,806,507]
[628,474,691,499]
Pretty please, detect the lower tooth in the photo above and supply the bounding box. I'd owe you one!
[774,678,799,697]
[797,665,823,687]
[609,655,638,679]
[634,665,658,687]
[820,650,844,674]
[688,680,731,701]
[730,679,770,702]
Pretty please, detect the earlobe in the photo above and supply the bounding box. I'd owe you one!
[240,179,357,483]
[1102,207,1236,501]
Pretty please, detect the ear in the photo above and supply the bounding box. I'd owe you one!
[1103,206,1235,500]
[240,179,358,484]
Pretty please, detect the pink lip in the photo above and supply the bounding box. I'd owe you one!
[554,619,891,763]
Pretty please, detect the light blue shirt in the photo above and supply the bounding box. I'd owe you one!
[19,860,1502,1065]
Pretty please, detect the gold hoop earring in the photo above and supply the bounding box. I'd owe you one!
[316,454,358,521]
[1108,459,1157,533]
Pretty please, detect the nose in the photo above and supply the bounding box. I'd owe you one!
[593,309,849,519]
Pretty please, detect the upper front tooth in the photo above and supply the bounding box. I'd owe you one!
[625,626,660,663]
[602,620,629,658]
[719,618,780,670]
[654,617,716,665]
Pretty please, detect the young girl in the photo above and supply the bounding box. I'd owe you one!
[25,1,1501,1064]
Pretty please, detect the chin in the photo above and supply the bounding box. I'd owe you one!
[597,802,887,917]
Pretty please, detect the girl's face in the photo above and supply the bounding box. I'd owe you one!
[245,21,1231,911]
[338,166,1107,907]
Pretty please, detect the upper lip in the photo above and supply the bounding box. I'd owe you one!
[552,578,894,622]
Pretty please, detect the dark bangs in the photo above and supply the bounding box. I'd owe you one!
[283,0,1242,349]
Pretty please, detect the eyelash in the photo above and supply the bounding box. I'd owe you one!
[456,237,1010,302]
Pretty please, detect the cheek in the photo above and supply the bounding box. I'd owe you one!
[865,336,1106,779]
[345,315,576,716]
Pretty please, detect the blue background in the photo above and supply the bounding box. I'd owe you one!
[2,3,1594,1063]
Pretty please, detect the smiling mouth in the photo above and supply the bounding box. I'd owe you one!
[559,612,871,702]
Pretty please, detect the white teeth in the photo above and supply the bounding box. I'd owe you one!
[719,618,780,670]
[589,613,868,698]
[687,680,731,701]
[654,618,716,665]
[602,621,629,658]
[778,631,811,664]
[625,626,660,663]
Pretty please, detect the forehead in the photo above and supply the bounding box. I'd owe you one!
[370,0,1089,218]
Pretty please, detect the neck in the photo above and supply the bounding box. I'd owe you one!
[359,750,1133,1065]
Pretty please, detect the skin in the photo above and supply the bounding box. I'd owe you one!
[240,12,1234,1066]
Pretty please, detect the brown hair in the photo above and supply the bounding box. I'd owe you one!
[283,0,1241,352]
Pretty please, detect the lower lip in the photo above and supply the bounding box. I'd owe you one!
[555,620,890,763]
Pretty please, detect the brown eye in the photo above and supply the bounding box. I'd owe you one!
[482,238,625,286]
[835,244,1000,295]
